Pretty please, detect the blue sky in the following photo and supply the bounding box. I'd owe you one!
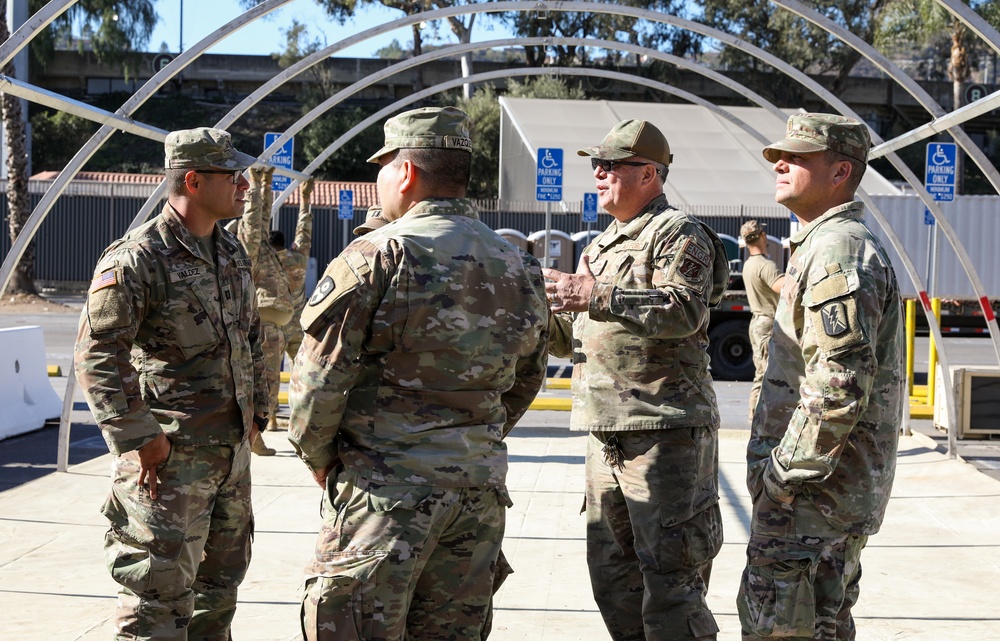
[149,0,515,58]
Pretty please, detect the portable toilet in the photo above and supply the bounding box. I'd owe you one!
[527,229,574,270]
[571,230,601,267]
[497,228,529,253]
[718,233,741,273]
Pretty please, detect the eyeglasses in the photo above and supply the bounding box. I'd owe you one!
[590,158,656,173]
[195,169,243,184]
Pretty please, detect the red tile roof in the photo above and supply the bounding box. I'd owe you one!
[29,171,379,207]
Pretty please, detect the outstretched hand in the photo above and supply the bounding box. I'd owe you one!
[542,255,597,313]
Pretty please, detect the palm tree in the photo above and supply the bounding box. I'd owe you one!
[875,0,1000,194]
[1,0,156,296]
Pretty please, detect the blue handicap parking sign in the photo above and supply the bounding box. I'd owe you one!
[338,190,354,220]
[582,192,598,223]
[536,148,563,202]
[925,142,957,202]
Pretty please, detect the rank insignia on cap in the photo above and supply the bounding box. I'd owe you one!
[821,301,850,336]
[308,276,335,306]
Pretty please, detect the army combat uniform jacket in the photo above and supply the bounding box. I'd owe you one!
[236,173,293,319]
[278,195,312,310]
[75,203,269,454]
[289,198,549,487]
[549,195,729,431]
[747,201,904,535]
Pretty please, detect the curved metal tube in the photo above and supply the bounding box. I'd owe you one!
[0,0,74,69]
[773,0,1000,363]
[0,0,295,294]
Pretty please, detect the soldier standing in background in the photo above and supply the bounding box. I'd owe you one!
[233,166,294,450]
[289,106,549,641]
[545,119,729,641]
[738,114,904,641]
[75,127,268,641]
[740,219,784,422]
[273,177,315,369]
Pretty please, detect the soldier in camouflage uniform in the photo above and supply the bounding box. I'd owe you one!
[233,166,294,447]
[353,204,387,236]
[545,119,729,641]
[273,178,315,367]
[74,127,269,641]
[288,106,549,641]
[740,220,784,423]
[738,114,904,641]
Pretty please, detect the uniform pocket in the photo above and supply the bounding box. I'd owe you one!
[301,550,390,641]
[737,535,819,637]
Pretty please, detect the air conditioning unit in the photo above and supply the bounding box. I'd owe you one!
[933,366,1000,438]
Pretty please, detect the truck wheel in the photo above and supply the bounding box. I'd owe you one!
[708,319,754,381]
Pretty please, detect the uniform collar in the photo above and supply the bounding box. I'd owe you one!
[599,194,670,248]
[159,203,224,265]
[789,200,864,252]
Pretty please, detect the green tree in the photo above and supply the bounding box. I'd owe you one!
[458,77,585,198]
[693,0,887,104]
[29,0,157,80]
[2,0,156,296]
[875,0,1000,193]
[499,0,701,68]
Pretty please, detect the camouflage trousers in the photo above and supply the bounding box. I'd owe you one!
[748,314,774,423]
[261,320,287,419]
[737,491,867,640]
[586,428,723,641]
[301,471,509,641]
[282,307,305,363]
[101,440,253,641]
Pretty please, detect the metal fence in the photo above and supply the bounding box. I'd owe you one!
[0,184,791,288]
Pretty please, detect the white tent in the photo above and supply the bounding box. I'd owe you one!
[499,98,901,211]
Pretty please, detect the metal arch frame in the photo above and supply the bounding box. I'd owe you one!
[0,0,991,447]
[773,0,1000,360]
[0,0,74,69]
[0,0,298,296]
[271,64,958,449]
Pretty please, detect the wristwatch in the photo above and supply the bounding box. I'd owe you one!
[252,414,268,430]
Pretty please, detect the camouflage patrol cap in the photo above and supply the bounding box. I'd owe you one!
[353,206,388,236]
[762,113,872,164]
[164,127,257,170]
[366,107,472,164]
[740,220,766,241]
[577,119,673,166]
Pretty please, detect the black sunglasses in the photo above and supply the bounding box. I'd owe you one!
[591,158,655,173]
[195,169,243,184]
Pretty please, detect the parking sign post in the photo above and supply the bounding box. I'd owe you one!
[264,132,294,228]
[924,142,958,295]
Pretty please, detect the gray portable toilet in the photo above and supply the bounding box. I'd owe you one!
[718,233,742,273]
[497,228,529,253]
[765,234,785,271]
[571,230,601,268]
[527,229,574,270]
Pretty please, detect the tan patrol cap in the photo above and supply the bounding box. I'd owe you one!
[353,206,388,236]
[577,119,673,166]
[740,220,766,241]
[164,127,256,170]
[367,107,473,164]
[762,113,872,164]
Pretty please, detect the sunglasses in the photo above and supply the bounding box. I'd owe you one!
[195,169,243,184]
[590,158,657,173]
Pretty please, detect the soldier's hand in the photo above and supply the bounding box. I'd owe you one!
[543,255,596,313]
[249,165,265,185]
[137,432,171,500]
[312,463,334,489]
[301,178,315,199]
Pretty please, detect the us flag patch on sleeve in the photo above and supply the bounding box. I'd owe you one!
[90,269,119,293]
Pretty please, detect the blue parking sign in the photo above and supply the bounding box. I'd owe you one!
[338,190,354,220]
[536,148,563,202]
[264,132,294,194]
[925,142,957,202]
[582,192,598,223]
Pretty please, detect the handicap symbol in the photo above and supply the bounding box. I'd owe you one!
[541,149,558,169]
[932,145,950,165]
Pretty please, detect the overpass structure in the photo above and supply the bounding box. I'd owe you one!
[2,0,1000,456]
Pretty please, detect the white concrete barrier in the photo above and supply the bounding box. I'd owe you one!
[0,326,63,440]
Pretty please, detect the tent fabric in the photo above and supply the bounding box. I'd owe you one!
[499,98,900,211]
